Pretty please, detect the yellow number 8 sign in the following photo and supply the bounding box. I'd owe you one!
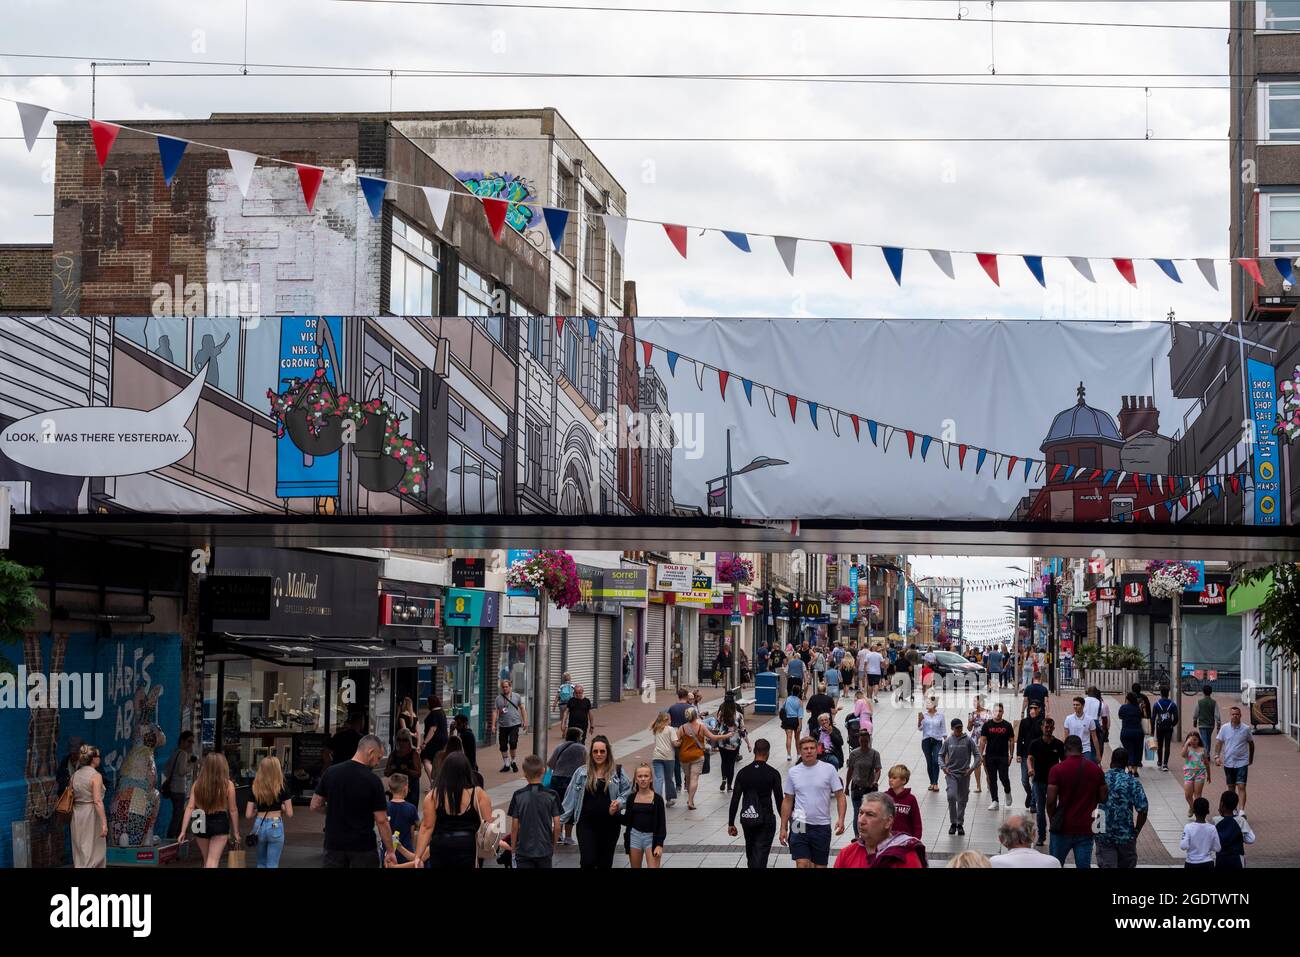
[455,597,466,613]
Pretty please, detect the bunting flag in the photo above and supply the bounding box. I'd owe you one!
[666,351,679,376]
[829,410,841,437]
[1196,258,1219,290]
[543,207,570,252]
[1034,462,1045,482]
[1023,255,1046,287]
[920,435,932,461]
[604,215,629,256]
[1156,475,1165,494]
[1049,463,1062,482]
[883,426,896,452]
[718,369,730,400]
[1068,257,1096,283]
[851,415,861,440]
[742,378,754,405]
[787,394,800,422]
[693,360,705,391]
[16,101,48,152]
[830,242,853,279]
[228,149,258,199]
[1024,458,1034,481]
[482,197,509,241]
[1237,258,1265,286]
[359,175,388,218]
[958,444,969,470]
[941,441,951,468]
[587,318,599,341]
[993,452,1004,476]
[775,236,798,275]
[1116,470,1127,488]
[809,402,819,429]
[295,163,324,213]
[763,386,777,417]
[976,449,988,474]
[155,136,187,187]
[928,248,955,280]
[1154,259,1181,283]
[1063,465,1077,481]
[422,186,452,231]
[641,339,653,369]
[722,230,751,252]
[1006,455,1018,479]
[88,120,120,167]
[1229,474,1240,494]
[882,246,904,284]
[1275,258,1297,285]
[1113,258,1137,286]
[1102,469,1115,486]
[664,223,688,259]
[555,316,566,341]
[976,253,999,285]
[905,430,916,457]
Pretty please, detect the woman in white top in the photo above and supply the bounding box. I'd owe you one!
[649,711,679,805]
[967,694,991,794]
[917,698,947,792]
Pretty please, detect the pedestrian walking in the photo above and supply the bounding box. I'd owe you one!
[838,655,855,697]
[509,755,563,869]
[1064,696,1101,763]
[1213,790,1255,869]
[69,745,107,869]
[313,734,394,869]
[825,660,842,699]
[714,696,750,792]
[385,729,423,803]
[1193,686,1222,768]
[786,652,807,699]
[834,792,927,868]
[1027,719,1064,848]
[886,765,922,840]
[1118,692,1146,775]
[1180,797,1220,870]
[893,651,914,702]
[451,713,478,773]
[1044,735,1107,868]
[728,737,785,868]
[554,671,575,713]
[160,730,197,840]
[560,734,632,869]
[863,644,884,702]
[967,695,991,795]
[780,736,847,869]
[545,728,585,846]
[182,752,241,869]
[385,773,422,867]
[851,690,874,738]
[979,702,1015,810]
[845,730,882,837]
[918,698,946,792]
[397,696,419,743]
[1182,730,1211,818]
[1085,686,1111,761]
[988,645,1005,690]
[667,687,691,790]
[621,763,667,869]
[490,679,528,773]
[1214,705,1255,813]
[245,756,293,868]
[416,752,493,869]
[560,683,595,744]
[677,707,723,809]
[989,814,1060,868]
[940,719,980,835]
[1151,686,1179,772]
[780,688,804,761]
[647,712,679,805]
[1095,749,1148,869]
[1014,701,1044,811]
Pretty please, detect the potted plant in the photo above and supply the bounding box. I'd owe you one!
[267,368,347,457]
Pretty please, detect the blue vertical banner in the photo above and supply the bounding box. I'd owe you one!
[506,548,538,597]
[1185,559,1206,593]
[848,564,859,622]
[1247,359,1281,526]
[905,585,915,632]
[276,316,343,499]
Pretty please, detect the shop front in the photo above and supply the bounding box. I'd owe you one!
[446,586,499,741]
[1118,573,1238,687]
[1229,572,1296,742]
[699,592,755,684]
[568,563,648,704]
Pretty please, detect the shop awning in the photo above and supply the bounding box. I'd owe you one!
[214,634,457,670]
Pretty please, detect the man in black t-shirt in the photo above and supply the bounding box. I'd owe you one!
[563,687,595,743]
[1027,719,1066,846]
[326,711,365,768]
[805,685,836,738]
[979,703,1016,809]
[1021,674,1050,720]
[1015,702,1045,810]
[312,733,395,868]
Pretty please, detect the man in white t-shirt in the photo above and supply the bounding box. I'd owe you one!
[780,736,846,869]
[1214,705,1255,812]
[856,647,871,692]
[1082,688,1110,759]
[1063,696,1100,762]
[864,647,884,702]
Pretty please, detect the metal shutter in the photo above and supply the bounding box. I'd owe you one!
[565,613,597,702]
[547,626,564,722]
[646,604,667,696]
[598,615,620,705]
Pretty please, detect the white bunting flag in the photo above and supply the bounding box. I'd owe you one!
[882,426,896,453]
[927,249,955,280]
[775,236,798,276]
[612,329,624,354]
[1034,462,1046,483]
[829,410,841,437]
[1068,257,1096,283]
[1157,475,1165,494]
[1147,505,1157,520]
[422,186,452,232]
[941,441,951,468]
[993,453,1004,477]
[604,214,629,257]
[16,101,48,152]
[227,149,258,198]
[693,360,705,391]
[1116,470,1127,488]
[1195,258,1218,291]
[762,385,777,417]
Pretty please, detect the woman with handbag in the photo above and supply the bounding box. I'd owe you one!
[244,756,293,868]
[675,708,728,809]
[180,753,240,868]
[69,745,107,868]
[714,697,750,793]
[560,734,632,868]
[416,752,495,868]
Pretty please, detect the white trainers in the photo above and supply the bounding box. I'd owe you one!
[987,801,1000,811]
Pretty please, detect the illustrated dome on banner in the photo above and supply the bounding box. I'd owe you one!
[1042,382,1124,450]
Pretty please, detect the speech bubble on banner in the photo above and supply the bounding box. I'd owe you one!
[0,365,207,476]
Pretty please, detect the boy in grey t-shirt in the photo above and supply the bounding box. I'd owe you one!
[509,755,562,868]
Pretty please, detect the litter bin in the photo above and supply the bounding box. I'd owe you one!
[754,671,778,715]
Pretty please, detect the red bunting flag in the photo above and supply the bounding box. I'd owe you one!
[830,242,853,278]
[1007,455,1018,479]
[1133,473,1141,492]
[641,339,653,368]
[1229,474,1240,494]
[850,414,860,440]
[718,370,729,399]
[555,316,566,341]
[295,164,324,212]
[88,120,120,167]
[1113,258,1137,286]
[663,223,688,258]
[905,430,916,457]
[1050,463,1062,481]
[787,394,799,422]
[483,198,509,242]
[976,253,999,285]
[958,444,968,469]
[1237,258,1265,286]
[1180,494,1189,509]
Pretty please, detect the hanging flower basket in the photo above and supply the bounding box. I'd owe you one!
[831,585,854,606]
[267,369,347,456]
[1146,560,1200,599]
[1275,364,1300,444]
[716,555,754,586]
[506,550,582,609]
[354,397,429,495]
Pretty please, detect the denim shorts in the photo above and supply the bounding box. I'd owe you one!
[1225,765,1248,785]
[628,828,655,851]
[787,823,832,865]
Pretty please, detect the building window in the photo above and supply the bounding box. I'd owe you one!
[609,245,623,304]
[555,288,573,317]
[482,425,504,457]
[118,317,265,404]
[563,319,581,385]
[1263,193,1300,253]
[583,193,605,287]
[448,394,465,428]
[389,215,439,315]
[447,437,500,515]
[526,420,544,493]
[526,314,546,362]
[458,262,504,344]
[1263,83,1300,141]
[557,165,578,261]
[1261,1,1300,30]
[599,341,611,412]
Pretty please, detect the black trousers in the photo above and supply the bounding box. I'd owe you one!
[720,748,740,788]
[577,814,621,869]
[741,820,776,869]
[984,756,1012,801]
[1156,726,1175,767]
[165,793,186,840]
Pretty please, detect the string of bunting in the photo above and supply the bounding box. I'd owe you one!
[6,94,1288,290]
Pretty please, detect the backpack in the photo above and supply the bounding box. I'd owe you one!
[1154,700,1176,727]
[678,724,705,763]
[558,683,574,704]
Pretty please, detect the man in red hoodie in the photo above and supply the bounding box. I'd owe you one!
[834,792,927,868]
[886,764,922,841]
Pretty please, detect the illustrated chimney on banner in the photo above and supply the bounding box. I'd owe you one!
[1118,395,1160,440]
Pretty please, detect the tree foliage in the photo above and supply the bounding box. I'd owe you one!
[1236,564,1300,662]
[0,556,43,643]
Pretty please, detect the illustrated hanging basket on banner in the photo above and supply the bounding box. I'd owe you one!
[268,369,347,457]
[507,550,582,609]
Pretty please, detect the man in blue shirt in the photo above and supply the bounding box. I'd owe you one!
[1095,748,1148,868]
[787,653,807,699]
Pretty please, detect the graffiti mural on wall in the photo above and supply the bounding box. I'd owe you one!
[455,171,542,234]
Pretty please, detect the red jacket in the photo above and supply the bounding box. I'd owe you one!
[834,833,927,869]
[889,787,922,840]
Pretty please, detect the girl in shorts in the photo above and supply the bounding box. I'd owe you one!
[1182,730,1211,818]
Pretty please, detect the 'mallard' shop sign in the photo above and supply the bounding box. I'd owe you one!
[209,547,379,637]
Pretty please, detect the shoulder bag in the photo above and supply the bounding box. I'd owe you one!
[473,788,498,861]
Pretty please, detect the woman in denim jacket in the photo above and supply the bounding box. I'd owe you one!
[561,734,633,868]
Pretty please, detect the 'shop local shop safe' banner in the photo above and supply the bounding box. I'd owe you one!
[1,316,1297,526]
